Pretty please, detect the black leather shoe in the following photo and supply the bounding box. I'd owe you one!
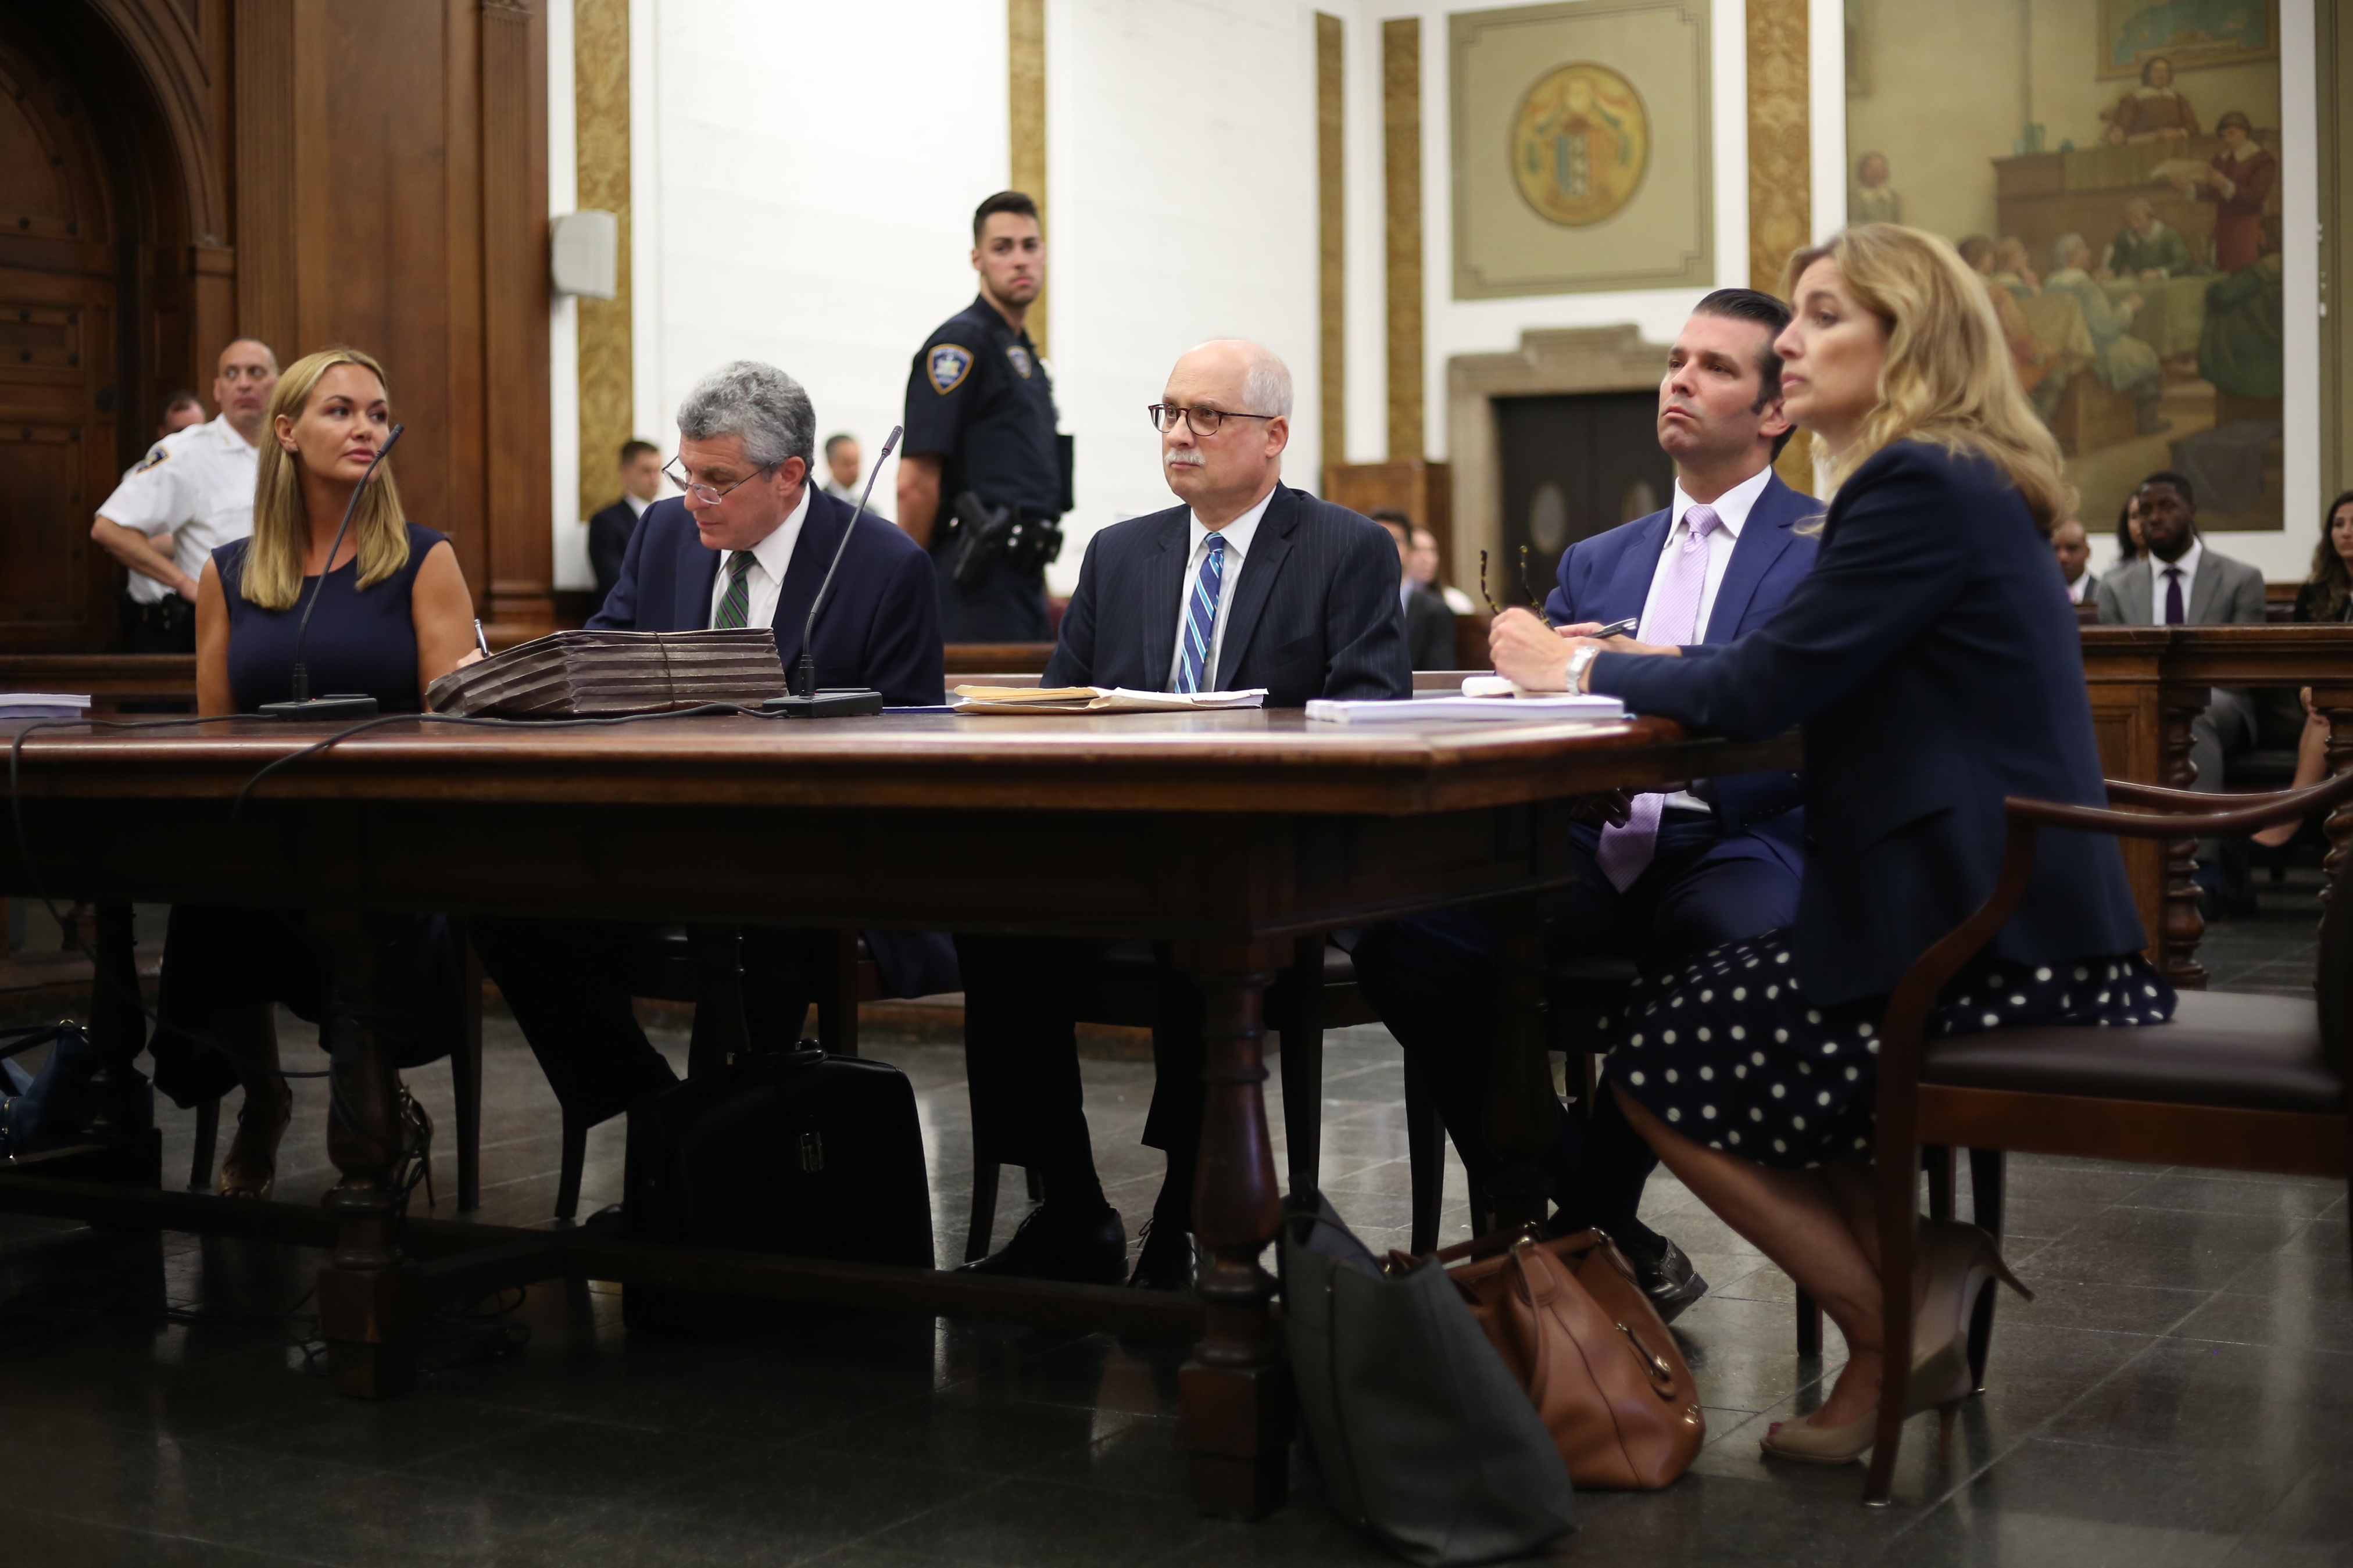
[1629,1238,1708,1324]
[959,1202,1125,1285]
[1127,1218,1199,1292]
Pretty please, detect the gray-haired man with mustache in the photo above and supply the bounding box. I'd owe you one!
[956,339,1410,1290]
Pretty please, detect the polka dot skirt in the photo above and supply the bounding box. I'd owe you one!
[1599,928,2176,1170]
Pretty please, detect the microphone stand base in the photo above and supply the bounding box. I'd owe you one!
[759,689,884,719]
[258,695,382,721]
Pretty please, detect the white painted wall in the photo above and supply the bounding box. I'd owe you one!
[550,0,2323,596]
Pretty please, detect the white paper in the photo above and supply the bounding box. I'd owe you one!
[1307,694,1624,724]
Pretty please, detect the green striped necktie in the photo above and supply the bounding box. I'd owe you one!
[711,550,757,629]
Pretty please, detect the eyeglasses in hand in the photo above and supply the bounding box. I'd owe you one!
[1478,547,1556,628]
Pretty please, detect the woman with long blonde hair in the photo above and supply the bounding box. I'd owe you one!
[1489,225,2170,1466]
[155,348,478,1197]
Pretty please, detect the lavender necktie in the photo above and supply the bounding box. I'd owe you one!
[1595,504,1721,892]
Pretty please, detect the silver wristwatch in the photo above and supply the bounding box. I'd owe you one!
[1564,644,1602,693]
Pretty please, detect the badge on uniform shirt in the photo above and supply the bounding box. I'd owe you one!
[134,445,169,472]
[927,344,972,395]
[1006,345,1033,380]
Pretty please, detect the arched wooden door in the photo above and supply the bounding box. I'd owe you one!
[0,34,121,649]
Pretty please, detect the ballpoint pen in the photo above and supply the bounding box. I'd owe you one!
[473,618,490,658]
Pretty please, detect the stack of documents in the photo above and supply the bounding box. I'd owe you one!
[0,693,91,720]
[424,629,788,717]
[1306,693,1624,724]
[950,685,1268,715]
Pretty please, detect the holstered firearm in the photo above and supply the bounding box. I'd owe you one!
[945,491,1064,587]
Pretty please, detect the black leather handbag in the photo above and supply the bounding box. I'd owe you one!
[1279,1190,1578,1565]
[621,1041,934,1333]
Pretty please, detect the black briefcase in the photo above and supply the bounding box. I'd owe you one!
[621,1041,935,1333]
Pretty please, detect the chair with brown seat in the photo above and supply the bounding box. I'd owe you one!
[963,935,1378,1261]
[1861,769,2353,1506]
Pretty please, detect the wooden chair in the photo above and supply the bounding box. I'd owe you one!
[1862,770,2353,1505]
[963,935,1378,1261]
[187,928,487,1212]
[549,927,888,1221]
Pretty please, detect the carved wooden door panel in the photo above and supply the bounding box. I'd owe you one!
[0,38,120,650]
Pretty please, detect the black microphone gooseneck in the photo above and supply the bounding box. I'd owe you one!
[771,425,900,714]
[266,423,404,720]
[795,424,900,697]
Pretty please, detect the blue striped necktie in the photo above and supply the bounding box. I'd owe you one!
[1175,532,1228,694]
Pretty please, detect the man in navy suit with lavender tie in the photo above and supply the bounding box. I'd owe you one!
[1356,290,1819,1320]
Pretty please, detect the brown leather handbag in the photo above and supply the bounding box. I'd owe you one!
[1419,1228,1705,1490]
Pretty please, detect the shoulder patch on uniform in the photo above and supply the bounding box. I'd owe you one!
[1006,345,1033,380]
[134,445,169,472]
[927,344,973,395]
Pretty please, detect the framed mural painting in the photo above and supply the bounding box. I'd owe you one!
[1846,0,2284,534]
[1450,1,1713,299]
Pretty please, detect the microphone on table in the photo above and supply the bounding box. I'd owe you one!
[761,423,900,719]
[260,423,406,721]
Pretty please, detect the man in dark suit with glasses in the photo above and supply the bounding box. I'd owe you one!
[958,339,1410,1290]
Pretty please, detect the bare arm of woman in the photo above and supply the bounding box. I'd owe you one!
[194,559,235,716]
[410,540,481,701]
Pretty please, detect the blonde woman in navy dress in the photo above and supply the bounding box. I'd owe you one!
[1492,225,2174,1466]
[154,348,481,1198]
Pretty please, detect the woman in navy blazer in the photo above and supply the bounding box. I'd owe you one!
[1492,225,2173,1466]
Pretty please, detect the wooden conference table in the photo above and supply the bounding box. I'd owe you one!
[0,704,1797,1519]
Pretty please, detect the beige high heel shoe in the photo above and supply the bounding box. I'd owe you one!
[1760,1222,2031,1466]
[218,1082,291,1200]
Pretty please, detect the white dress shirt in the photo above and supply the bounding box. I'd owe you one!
[1637,465,1771,814]
[709,486,812,630]
[95,413,260,604]
[1164,484,1276,692]
[2151,538,2202,624]
[625,491,651,520]
[2067,571,2093,605]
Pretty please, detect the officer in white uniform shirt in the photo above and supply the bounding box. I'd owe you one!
[90,339,278,653]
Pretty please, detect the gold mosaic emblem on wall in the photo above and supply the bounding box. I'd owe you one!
[1511,63,1648,228]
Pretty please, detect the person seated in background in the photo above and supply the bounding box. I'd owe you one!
[2097,471,2268,910]
[2114,493,2145,564]
[818,432,887,519]
[1959,235,2060,420]
[2046,233,2164,435]
[1373,508,1457,669]
[1989,237,2040,296]
[1508,224,2169,1466]
[587,439,663,606]
[1354,289,1817,1321]
[957,339,1409,1290]
[153,348,478,1197]
[2253,491,2353,849]
[2052,515,2097,604]
[1410,524,1474,613]
[2105,197,2197,280]
[472,362,947,1137]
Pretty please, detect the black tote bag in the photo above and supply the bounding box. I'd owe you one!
[1278,1190,1577,1565]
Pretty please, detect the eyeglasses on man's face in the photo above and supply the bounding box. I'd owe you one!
[1147,403,1279,438]
[663,456,775,506]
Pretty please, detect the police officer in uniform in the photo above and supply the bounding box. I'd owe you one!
[90,338,279,653]
[897,191,1068,642]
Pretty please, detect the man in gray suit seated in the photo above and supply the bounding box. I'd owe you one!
[2096,471,2267,903]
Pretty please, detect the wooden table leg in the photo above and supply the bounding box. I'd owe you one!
[2158,684,2208,989]
[1173,937,1293,1521]
[312,911,421,1399]
[685,925,749,1077]
[1483,892,1558,1233]
[82,901,160,1183]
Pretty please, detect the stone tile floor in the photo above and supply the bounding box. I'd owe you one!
[0,867,2347,1566]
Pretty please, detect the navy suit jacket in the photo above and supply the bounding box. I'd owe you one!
[591,488,945,706]
[1043,483,1411,705]
[1593,441,2143,1004]
[1545,471,1818,873]
[586,499,638,605]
